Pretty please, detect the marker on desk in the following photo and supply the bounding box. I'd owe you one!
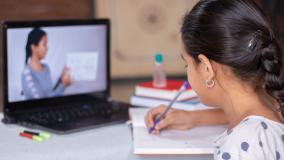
[148,81,190,133]
[23,130,51,139]
[19,132,43,142]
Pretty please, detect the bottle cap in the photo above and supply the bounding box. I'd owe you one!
[155,53,163,63]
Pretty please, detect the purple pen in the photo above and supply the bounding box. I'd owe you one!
[148,81,190,133]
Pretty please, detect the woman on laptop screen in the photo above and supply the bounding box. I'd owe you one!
[145,0,284,159]
[21,28,72,100]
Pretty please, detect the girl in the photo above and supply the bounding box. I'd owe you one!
[145,0,284,159]
[21,28,72,99]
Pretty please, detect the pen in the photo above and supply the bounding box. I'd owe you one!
[23,130,51,139]
[19,132,43,142]
[148,81,190,133]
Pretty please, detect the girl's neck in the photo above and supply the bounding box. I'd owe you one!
[219,88,281,130]
[28,56,43,72]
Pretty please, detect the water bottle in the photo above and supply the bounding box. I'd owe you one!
[153,53,167,88]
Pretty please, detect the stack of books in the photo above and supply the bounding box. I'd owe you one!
[130,80,206,110]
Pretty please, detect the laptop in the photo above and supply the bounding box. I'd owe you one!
[2,19,133,134]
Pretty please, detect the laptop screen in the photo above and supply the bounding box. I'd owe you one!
[5,21,108,103]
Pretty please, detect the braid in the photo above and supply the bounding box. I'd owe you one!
[256,32,284,116]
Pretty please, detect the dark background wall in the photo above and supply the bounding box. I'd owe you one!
[0,0,94,20]
[261,0,284,51]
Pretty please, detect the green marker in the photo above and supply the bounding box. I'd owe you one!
[19,132,44,142]
[33,135,44,142]
[23,130,51,139]
[39,132,51,139]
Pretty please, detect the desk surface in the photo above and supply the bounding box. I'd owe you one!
[0,114,213,160]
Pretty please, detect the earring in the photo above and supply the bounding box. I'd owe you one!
[205,79,215,88]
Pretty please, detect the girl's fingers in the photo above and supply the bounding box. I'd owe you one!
[145,105,167,128]
[155,117,172,130]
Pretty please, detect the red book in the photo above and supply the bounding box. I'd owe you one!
[135,80,197,101]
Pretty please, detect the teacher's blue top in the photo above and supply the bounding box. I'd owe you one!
[21,63,65,100]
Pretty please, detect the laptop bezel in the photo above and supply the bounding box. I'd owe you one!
[2,19,111,115]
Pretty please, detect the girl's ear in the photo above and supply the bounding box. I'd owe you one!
[198,54,215,80]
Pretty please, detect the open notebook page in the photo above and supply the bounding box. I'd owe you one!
[129,108,227,155]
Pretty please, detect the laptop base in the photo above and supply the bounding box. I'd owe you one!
[2,100,132,134]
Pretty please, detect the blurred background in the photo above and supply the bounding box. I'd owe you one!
[0,0,283,111]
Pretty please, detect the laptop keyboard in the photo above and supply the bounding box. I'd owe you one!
[18,102,124,126]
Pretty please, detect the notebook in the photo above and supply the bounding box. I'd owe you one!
[129,108,227,155]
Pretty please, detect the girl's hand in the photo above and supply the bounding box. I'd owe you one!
[61,67,72,87]
[144,105,196,134]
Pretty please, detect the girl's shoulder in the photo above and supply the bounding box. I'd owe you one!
[214,116,284,160]
[239,115,284,129]
[236,115,284,139]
